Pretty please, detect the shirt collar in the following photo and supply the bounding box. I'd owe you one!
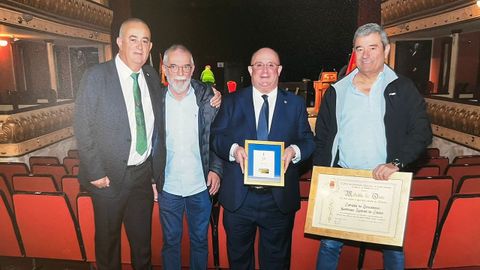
[167,84,194,99]
[115,54,144,79]
[252,86,278,100]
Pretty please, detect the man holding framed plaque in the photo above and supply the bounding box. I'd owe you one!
[313,23,432,270]
[211,47,315,269]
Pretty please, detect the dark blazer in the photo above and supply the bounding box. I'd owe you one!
[153,79,223,192]
[211,87,315,213]
[74,60,164,197]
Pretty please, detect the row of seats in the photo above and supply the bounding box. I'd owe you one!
[2,190,480,269]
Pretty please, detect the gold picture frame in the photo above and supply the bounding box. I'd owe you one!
[304,166,412,247]
[244,140,285,187]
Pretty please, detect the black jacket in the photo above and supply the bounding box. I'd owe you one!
[313,68,432,169]
[153,79,223,192]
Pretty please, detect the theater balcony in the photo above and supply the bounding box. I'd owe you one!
[0,0,113,162]
[381,0,480,158]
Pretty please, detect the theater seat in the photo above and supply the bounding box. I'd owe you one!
[429,194,480,268]
[0,162,29,188]
[77,193,95,262]
[63,157,80,175]
[12,174,59,192]
[457,175,480,194]
[361,197,439,269]
[446,164,480,193]
[411,176,453,221]
[31,164,68,189]
[62,176,81,215]
[413,165,440,177]
[0,174,13,210]
[0,190,24,257]
[29,156,60,167]
[13,191,85,260]
[452,155,480,165]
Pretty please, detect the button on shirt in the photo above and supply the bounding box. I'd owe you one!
[337,70,387,170]
[115,55,154,166]
[163,86,206,197]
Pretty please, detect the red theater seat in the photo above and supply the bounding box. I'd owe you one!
[0,162,29,188]
[424,156,449,175]
[62,176,81,215]
[31,164,68,189]
[63,157,80,175]
[0,174,13,210]
[299,179,311,198]
[411,176,453,220]
[291,200,320,269]
[13,191,85,261]
[414,165,440,177]
[457,175,480,194]
[12,174,59,192]
[0,190,24,257]
[362,197,439,269]
[446,164,480,194]
[452,155,480,165]
[77,193,95,262]
[29,156,60,167]
[429,194,480,268]
[68,149,80,159]
[425,147,440,158]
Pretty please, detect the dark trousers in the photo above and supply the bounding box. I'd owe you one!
[92,162,154,270]
[223,190,295,270]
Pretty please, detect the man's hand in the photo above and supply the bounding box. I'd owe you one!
[90,176,110,188]
[207,171,221,195]
[372,163,399,180]
[234,146,248,174]
[282,146,296,172]
[210,88,222,108]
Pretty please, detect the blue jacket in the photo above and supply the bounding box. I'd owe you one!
[211,87,315,213]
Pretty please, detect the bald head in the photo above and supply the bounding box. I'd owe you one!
[248,47,282,94]
[118,18,151,38]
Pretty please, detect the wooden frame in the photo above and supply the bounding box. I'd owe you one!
[305,166,412,246]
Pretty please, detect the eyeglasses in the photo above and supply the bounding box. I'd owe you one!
[250,62,280,70]
[164,64,193,73]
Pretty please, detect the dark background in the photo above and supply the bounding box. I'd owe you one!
[131,0,358,88]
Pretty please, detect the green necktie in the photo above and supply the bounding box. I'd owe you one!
[131,73,147,155]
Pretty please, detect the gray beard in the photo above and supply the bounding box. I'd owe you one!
[169,79,191,94]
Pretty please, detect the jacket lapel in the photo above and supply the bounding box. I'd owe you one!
[239,87,257,138]
[269,89,288,138]
[107,61,131,136]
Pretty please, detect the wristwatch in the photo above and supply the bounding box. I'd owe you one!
[391,158,403,169]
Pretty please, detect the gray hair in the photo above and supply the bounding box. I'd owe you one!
[163,44,194,65]
[353,23,389,48]
[118,18,149,38]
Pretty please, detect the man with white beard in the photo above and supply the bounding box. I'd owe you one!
[153,44,223,270]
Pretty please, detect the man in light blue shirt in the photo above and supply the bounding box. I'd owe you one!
[314,23,432,270]
[154,44,223,270]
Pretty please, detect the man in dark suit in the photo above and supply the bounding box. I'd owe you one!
[74,18,162,270]
[211,47,315,269]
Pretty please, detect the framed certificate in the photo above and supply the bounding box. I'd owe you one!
[244,140,284,187]
[304,166,412,247]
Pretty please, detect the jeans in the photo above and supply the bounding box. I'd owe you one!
[159,189,212,270]
[316,239,404,270]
